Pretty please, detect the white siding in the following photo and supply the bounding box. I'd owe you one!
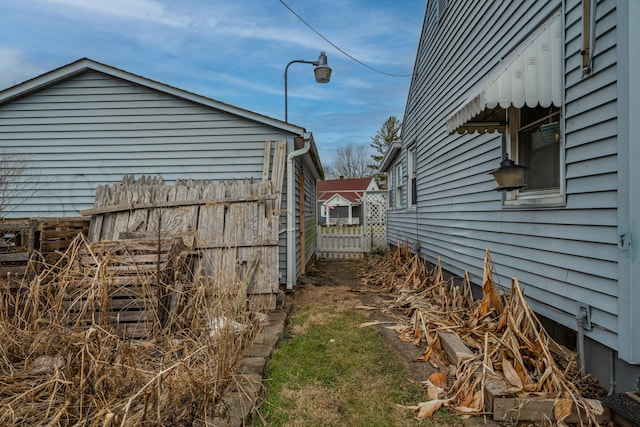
[391,0,624,356]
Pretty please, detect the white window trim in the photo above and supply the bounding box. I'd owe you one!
[408,145,417,209]
[503,107,566,208]
[395,163,403,209]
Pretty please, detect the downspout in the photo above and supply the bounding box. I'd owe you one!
[576,309,587,373]
[286,134,311,291]
[607,349,616,396]
[587,0,597,73]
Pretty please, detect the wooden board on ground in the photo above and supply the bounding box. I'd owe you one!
[493,397,610,424]
[438,331,476,365]
[436,329,606,423]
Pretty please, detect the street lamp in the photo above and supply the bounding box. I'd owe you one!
[284,51,332,122]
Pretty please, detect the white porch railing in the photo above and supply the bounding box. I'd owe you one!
[326,217,360,226]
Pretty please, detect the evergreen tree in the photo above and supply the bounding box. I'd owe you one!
[368,116,401,189]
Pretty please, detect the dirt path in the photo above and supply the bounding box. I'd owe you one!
[302,258,437,385]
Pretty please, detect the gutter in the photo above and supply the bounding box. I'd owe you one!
[286,133,311,291]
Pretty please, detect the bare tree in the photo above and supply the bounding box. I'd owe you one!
[0,150,38,217]
[325,144,371,179]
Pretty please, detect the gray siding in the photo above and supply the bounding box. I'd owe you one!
[0,71,296,216]
[390,0,624,355]
[0,69,325,289]
[303,160,317,267]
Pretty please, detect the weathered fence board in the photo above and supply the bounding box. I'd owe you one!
[82,175,280,309]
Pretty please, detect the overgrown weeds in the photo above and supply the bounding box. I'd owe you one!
[0,233,266,426]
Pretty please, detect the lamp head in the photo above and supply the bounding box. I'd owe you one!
[490,157,528,191]
[313,51,332,83]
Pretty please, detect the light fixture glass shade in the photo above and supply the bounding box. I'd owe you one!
[490,157,528,191]
[314,65,332,83]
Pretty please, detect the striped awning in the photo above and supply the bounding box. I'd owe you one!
[447,11,562,134]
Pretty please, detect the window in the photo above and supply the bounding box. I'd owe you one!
[395,163,402,208]
[506,105,564,205]
[408,146,417,208]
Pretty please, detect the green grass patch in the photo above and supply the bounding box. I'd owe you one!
[255,309,428,426]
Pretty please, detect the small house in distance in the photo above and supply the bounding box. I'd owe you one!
[316,177,378,226]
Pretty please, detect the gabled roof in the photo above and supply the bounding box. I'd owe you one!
[323,193,353,207]
[317,177,375,203]
[0,57,307,137]
[379,142,403,172]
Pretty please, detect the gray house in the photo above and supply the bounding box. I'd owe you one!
[381,0,639,391]
[0,58,323,290]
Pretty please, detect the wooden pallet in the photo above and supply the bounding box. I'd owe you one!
[0,218,90,285]
[64,237,186,339]
[438,331,610,423]
[38,218,90,264]
[0,219,37,285]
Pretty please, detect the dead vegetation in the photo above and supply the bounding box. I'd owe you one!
[0,233,267,426]
[361,245,607,425]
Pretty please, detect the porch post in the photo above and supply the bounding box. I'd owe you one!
[348,203,353,225]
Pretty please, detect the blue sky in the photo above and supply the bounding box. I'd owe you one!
[0,0,425,167]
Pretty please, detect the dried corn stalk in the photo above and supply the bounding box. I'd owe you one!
[362,244,604,425]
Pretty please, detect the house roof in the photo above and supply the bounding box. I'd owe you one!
[317,177,374,203]
[0,58,324,177]
[379,141,403,172]
[323,193,353,207]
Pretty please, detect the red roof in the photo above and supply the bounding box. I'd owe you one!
[316,177,374,203]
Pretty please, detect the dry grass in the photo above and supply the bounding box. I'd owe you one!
[288,284,360,336]
[280,384,343,426]
[0,233,266,426]
[361,245,606,425]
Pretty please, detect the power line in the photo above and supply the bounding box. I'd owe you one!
[278,0,413,78]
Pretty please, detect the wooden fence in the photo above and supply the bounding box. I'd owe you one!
[316,190,388,259]
[80,175,280,309]
[316,226,368,259]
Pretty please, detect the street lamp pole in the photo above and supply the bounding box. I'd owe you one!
[284,51,332,123]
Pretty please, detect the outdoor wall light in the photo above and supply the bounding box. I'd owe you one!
[490,157,528,191]
[284,51,332,122]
